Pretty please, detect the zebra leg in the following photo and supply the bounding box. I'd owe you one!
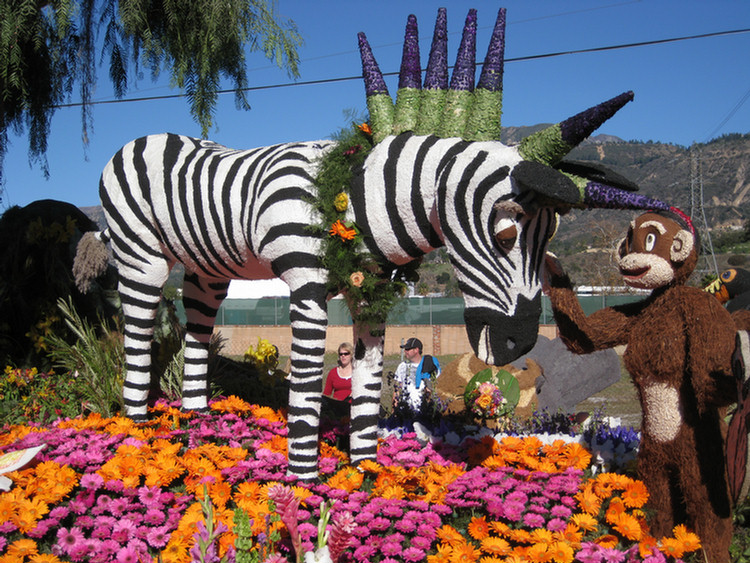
[119,263,170,421]
[350,324,386,464]
[285,285,328,481]
[181,273,229,412]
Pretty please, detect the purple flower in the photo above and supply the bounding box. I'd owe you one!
[411,535,432,550]
[369,516,391,531]
[56,527,86,555]
[353,544,377,561]
[601,547,627,563]
[380,541,403,557]
[547,517,568,532]
[147,526,170,548]
[522,512,546,528]
[503,501,525,522]
[49,505,71,520]
[80,472,104,490]
[138,486,162,507]
[143,508,165,525]
[402,546,426,562]
[115,545,140,563]
[394,518,417,534]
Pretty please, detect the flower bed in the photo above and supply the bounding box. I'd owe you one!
[0,397,697,563]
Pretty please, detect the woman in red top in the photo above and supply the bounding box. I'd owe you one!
[324,342,353,401]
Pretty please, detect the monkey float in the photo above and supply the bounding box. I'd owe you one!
[545,209,750,563]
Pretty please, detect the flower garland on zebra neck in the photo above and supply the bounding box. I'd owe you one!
[311,123,420,332]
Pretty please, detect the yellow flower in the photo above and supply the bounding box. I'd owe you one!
[334,192,349,212]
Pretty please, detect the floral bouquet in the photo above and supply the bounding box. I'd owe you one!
[463,368,520,421]
[466,381,507,420]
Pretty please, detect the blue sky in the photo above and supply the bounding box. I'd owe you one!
[3,0,750,209]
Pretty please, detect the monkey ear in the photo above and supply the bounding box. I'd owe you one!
[671,230,694,263]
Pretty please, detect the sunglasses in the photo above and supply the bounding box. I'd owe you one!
[339,352,351,356]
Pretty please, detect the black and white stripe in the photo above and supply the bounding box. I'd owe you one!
[98,131,560,479]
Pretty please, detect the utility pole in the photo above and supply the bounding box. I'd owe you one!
[690,144,719,278]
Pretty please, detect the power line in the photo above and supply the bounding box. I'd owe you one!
[54,27,750,110]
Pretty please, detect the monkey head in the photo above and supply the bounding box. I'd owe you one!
[616,211,698,289]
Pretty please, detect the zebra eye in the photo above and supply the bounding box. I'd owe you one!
[495,225,517,252]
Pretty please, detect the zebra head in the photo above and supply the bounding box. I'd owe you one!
[358,8,664,365]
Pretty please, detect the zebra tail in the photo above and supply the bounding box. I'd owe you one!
[73,230,111,293]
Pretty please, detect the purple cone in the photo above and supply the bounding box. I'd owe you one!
[358,32,389,97]
[583,182,671,211]
[424,8,448,90]
[477,8,506,92]
[560,91,635,147]
[449,9,477,92]
[398,15,421,90]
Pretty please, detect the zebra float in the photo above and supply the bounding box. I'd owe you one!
[74,8,670,480]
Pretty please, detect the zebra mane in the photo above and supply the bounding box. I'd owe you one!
[357,7,644,203]
[358,8,505,144]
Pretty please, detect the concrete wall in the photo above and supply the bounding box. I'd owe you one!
[214,324,560,357]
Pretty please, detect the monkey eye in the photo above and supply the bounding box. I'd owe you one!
[495,225,518,253]
[644,232,657,252]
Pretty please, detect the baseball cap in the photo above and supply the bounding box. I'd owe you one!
[400,338,422,350]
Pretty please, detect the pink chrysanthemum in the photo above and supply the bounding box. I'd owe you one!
[56,526,85,554]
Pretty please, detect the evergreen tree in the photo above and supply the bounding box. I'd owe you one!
[0,0,301,184]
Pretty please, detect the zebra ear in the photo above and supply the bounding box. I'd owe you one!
[511,161,581,208]
[554,160,639,193]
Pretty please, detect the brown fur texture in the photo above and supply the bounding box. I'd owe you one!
[545,212,743,563]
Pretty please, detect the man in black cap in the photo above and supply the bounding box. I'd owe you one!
[392,337,441,415]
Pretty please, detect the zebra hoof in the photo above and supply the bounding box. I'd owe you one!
[127,413,149,423]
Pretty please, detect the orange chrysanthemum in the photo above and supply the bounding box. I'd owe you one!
[211,395,253,414]
[613,512,642,541]
[426,542,452,563]
[161,539,190,563]
[621,480,649,508]
[326,467,364,493]
[560,442,592,471]
[554,523,584,545]
[660,537,685,559]
[250,405,284,423]
[594,534,619,549]
[480,537,511,556]
[468,516,490,541]
[329,220,357,241]
[450,542,482,563]
[257,435,287,455]
[524,542,548,563]
[605,497,626,525]
[576,489,602,515]
[319,442,348,465]
[6,538,38,559]
[357,459,382,473]
[547,541,575,563]
[672,524,701,554]
[436,524,465,548]
[489,521,510,537]
[29,554,62,563]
